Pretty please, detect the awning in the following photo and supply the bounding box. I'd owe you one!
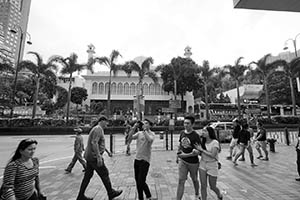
[233,0,300,12]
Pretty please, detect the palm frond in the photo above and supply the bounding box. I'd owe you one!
[27,51,43,67]
[110,50,122,64]
[141,57,153,72]
[146,71,158,83]
[18,60,37,74]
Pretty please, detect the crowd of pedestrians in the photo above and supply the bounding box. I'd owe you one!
[1,115,299,200]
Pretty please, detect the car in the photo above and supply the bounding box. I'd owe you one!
[209,121,234,142]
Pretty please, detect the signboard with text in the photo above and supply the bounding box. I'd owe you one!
[169,100,181,109]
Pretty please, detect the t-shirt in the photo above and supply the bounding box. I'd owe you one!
[133,130,155,163]
[232,125,241,139]
[237,129,251,145]
[179,130,201,163]
[201,140,220,162]
[74,134,84,153]
[84,125,106,162]
[257,127,267,141]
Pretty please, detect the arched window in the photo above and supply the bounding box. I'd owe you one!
[143,83,149,95]
[155,83,161,95]
[117,83,123,94]
[92,82,98,94]
[130,83,136,95]
[149,83,155,95]
[99,82,104,94]
[124,83,129,95]
[111,82,116,95]
[105,82,109,94]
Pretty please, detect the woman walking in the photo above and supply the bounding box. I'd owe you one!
[195,126,223,200]
[0,138,45,200]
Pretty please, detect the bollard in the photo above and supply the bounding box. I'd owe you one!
[285,127,290,146]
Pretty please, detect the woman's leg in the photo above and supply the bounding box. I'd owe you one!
[208,175,222,199]
[199,168,208,200]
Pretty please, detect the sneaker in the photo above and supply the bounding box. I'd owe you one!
[251,163,258,167]
[64,169,71,174]
[238,158,245,161]
[109,189,123,200]
[218,194,223,200]
[295,178,300,181]
[233,161,238,166]
[261,158,269,161]
[76,195,93,200]
[226,156,232,160]
[256,155,263,159]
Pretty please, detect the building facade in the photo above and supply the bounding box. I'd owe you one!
[0,0,31,64]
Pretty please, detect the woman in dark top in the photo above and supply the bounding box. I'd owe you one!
[232,123,257,167]
[0,139,45,200]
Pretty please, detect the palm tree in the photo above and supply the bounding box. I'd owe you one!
[249,54,274,119]
[224,57,248,119]
[198,60,217,120]
[19,52,57,119]
[269,57,300,116]
[123,57,158,120]
[50,53,93,123]
[90,50,122,117]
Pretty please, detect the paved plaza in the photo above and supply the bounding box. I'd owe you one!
[1,134,300,200]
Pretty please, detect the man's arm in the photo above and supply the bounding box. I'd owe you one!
[143,130,154,143]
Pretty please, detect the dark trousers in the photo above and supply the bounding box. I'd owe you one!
[66,152,86,172]
[77,160,114,198]
[297,149,300,177]
[27,192,38,200]
[134,159,151,200]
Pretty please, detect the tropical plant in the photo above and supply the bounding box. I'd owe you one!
[123,57,158,120]
[269,57,300,116]
[18,52,57,118]
[223,57,248,118]
[49,53,93,123]
[90,50,122,117]
[71,87,88,117]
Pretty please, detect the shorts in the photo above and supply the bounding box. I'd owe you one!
[255,141,267,149]
[199,160,218,177]
[178,159,199,181]
[230,138,238,148]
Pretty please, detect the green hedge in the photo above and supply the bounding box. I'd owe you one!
[0,118,78,127]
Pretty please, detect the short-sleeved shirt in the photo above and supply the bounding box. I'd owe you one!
[232,125,241,139]
[237,129,251,145]
[84,125,105,162]
[74,134,84,153]
[179,130,201,163]
[1,158,39,200]
[133,130,155,163]
[257,127,267,141]
[201,140,220,162]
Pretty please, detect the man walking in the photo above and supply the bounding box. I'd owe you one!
[176,116,201,200]
[76,116,122,200]
[295,128,300,181]
[65,127,86,173]
[128,119,155,200]
[226,118,241,160]
[254,122,269,161]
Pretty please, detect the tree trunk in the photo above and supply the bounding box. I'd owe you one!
[289,76,297,116]
[236,80,241,119]
[204,81,209,120]
[264,76,271,119]
[66,73,73,124]
[106,69,112,118]
[32,76,40,119]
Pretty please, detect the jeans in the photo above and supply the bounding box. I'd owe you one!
[134,159,151,200]
[66,152,86,172]
[77,159,114,197]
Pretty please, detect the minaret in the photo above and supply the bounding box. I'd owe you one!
[184,46,192,58]
[87,44,95,75]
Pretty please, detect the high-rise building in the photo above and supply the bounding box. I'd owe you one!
[0,0,31,65]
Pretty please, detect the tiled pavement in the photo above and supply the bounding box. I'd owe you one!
[39,143,300,200]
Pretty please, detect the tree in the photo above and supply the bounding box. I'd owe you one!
[198,60,218,120]
[224,57,248,118]
[90,101,105,114]
[90,50,122,117]
[270,57,300,116]
[50,53,93,123]
[71,87,88,116]
[54,86,68,110]
[19,52,57,118]
[123,57,158,120]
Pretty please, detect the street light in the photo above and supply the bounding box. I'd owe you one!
[9,25,32,118]
[283,33,300,116]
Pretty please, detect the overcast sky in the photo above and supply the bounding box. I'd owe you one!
[23,0,300,71]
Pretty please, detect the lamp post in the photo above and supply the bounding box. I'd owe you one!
[283,33,300,116]
[9,25,32,118]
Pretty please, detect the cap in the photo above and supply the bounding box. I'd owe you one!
[74,127,83,133]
